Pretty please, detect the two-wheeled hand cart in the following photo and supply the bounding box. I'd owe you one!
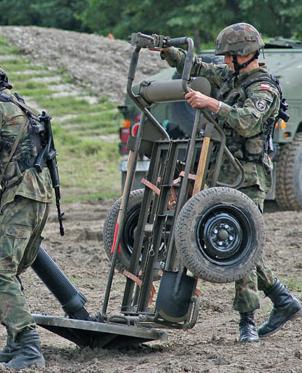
[31,33,264,348]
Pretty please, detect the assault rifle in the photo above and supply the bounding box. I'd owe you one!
[34,111,65,236]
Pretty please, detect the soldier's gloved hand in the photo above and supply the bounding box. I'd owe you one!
[159,47,173,59]
[159,47,183,67]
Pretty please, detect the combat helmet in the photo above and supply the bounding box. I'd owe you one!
[215,23,265,56]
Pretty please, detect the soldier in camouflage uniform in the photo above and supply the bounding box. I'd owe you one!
[161,23,302,342]
[0,69,52,369]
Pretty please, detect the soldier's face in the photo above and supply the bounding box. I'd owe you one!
[224,53,255,72]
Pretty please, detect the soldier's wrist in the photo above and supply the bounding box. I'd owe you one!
[215,100,222,113]
[216,102,232,118]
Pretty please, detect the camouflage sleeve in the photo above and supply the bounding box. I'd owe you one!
[160,47,229,87]
[217,83,280,137]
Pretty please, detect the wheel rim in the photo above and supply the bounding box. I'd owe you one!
[120,202,167,261]
[196,204,254,266]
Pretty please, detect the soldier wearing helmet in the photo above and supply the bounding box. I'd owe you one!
[0,69,52,369]
[161,23,301,342]
[215,23,265,75]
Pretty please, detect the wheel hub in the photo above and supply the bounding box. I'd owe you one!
[200,212,243,260]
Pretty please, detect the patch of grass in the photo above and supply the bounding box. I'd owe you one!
[60,109,119,125]
[285,278,302,293]
[0,35,122,202]
[38,96,95,114]
[57,141,121,202]
[9,71,53,81]
[14,80,49,90]
[0,37,19,54]
[1,60,45,72]
[69,122,118,136]
[17,88,53,97]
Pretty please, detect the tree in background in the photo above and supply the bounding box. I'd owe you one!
[0,0,88,31]
[0,0,301,45]
[80,0,302,48]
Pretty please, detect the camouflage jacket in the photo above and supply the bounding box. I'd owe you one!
[162,47,280,191]
[0,89,52,210]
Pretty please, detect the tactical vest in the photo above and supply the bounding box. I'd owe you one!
[0,91,43,190]
[217,70,280,162]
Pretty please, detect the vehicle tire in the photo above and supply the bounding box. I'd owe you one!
[175,187,264,283]
[276,132,302,210]
[103,189,144,271]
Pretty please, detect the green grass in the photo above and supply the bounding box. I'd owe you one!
[57,140,120,202]
[13,80,50,90]
[17,88,54,97]
[0,36,20,54]
[9,71,54,81]
[285,278,302,293]
[1,60,45,72]
[0,35,122,202]
[60,109,118,124]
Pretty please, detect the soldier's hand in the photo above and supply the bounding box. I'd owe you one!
[185,89,221,113]
[185,90,210,109]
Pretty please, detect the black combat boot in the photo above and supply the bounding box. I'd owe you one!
[258,279,302,338]
[0,334,20,363]
[239,312,259,342]
[2,329,45,370]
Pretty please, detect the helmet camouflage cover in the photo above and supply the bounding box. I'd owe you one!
[215,23,265,56]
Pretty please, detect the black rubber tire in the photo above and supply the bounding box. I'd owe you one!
[276,132,302,210]
[103,189,144,271]
[175,187,264,283]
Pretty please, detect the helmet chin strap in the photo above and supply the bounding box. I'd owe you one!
[232,51,260,75]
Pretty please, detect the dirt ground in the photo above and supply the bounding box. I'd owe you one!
[0,201,301,373]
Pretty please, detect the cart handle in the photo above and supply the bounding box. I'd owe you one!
[128,32,194,97]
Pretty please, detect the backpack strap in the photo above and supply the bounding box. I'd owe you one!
[0,91,39,118]
[241,73,282,96]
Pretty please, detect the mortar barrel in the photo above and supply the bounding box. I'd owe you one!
[138,77,211,104]
[32,246,90,320]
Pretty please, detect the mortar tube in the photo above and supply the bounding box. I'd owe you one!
[31,246,90,320]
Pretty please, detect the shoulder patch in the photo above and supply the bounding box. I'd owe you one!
[255,99,267,112]
[260,83,273,91]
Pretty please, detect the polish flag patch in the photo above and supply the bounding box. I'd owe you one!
[260,83,272,91]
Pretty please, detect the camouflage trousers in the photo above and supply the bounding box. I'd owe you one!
[233,186,275,313]
[0,196,49,340]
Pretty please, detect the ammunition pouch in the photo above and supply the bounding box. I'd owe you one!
[225,128,266,163]
[1,161,24,189]
[243,136,265,162]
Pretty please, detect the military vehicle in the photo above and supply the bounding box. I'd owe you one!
[118,38,302,210]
